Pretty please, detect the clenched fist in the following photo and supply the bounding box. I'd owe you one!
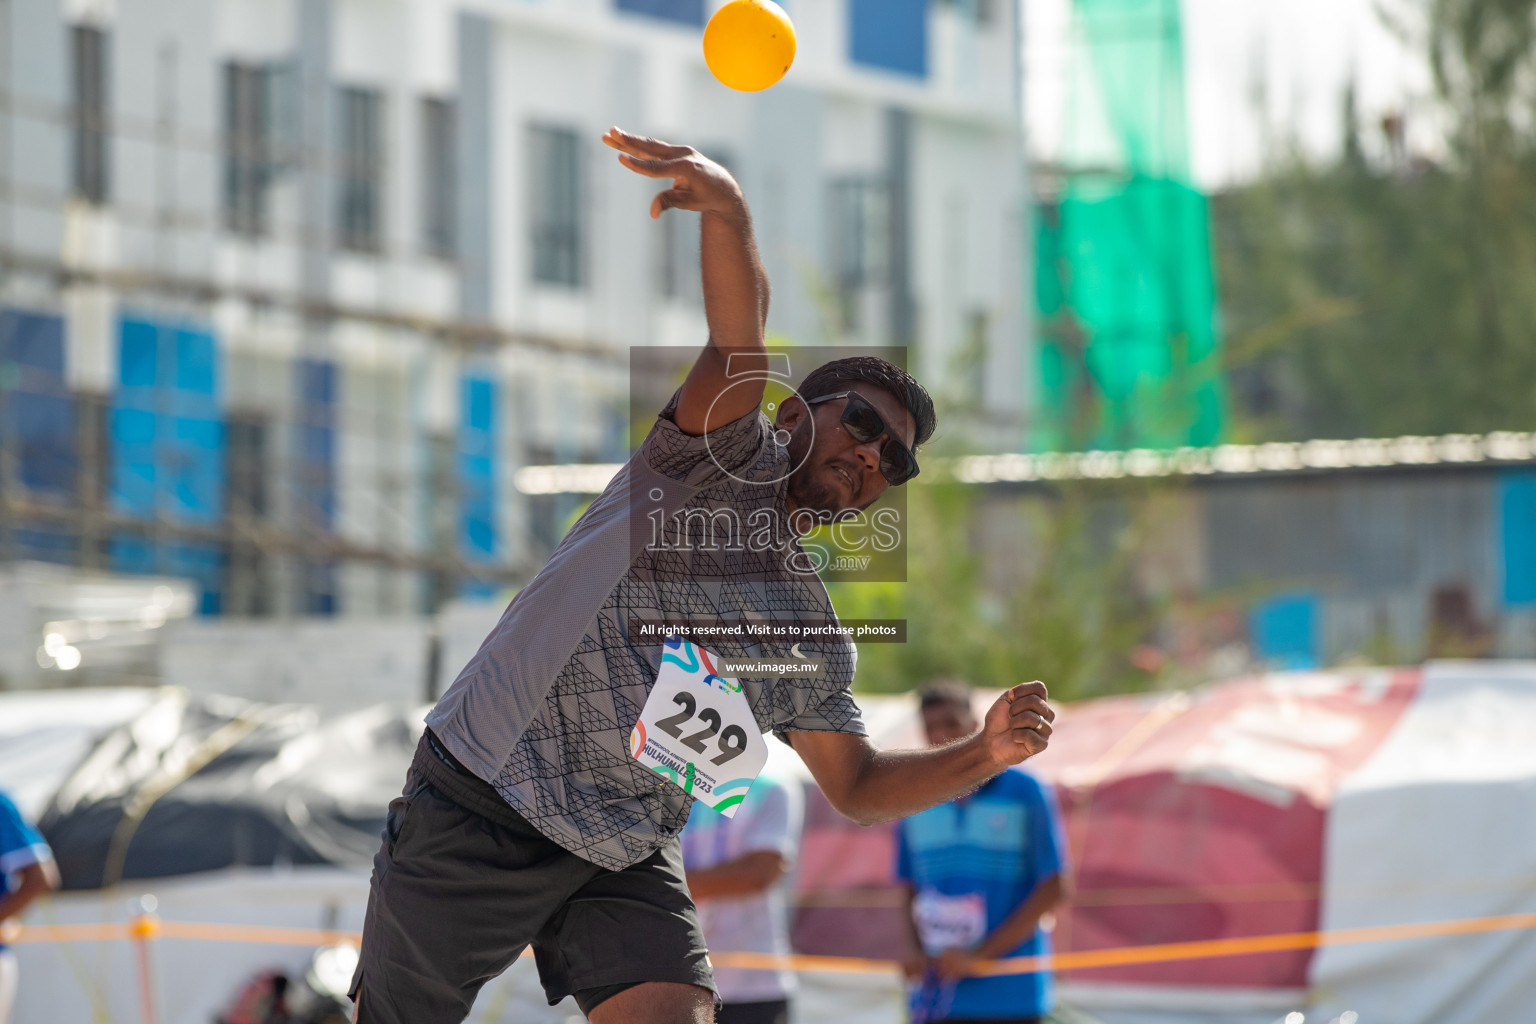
[981,681,1053,767]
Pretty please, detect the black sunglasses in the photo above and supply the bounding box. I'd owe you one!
[804,391,921,485]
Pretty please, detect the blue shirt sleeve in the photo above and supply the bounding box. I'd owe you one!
[0,791,51,876]
[1026,777,1067,881]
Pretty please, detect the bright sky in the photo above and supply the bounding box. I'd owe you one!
[1023,0,1442,189]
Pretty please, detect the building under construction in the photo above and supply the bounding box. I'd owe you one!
[0,0,1031,625]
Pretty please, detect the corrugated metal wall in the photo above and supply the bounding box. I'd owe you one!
[978,466,1535,667]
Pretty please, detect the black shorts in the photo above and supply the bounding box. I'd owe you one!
[349,733,715,1023]
[717,998,791,1024]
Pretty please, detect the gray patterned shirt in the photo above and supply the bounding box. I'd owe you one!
[426,398,864,870]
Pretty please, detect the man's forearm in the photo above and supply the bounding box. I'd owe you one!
[974,874,1066,960]
[686,850,785,900]
[700,204,769,353]
[831,733,1004,826]
[0,863,56,922]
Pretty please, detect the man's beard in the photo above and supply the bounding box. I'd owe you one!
[785,467,843,518]
[783,419,841,517]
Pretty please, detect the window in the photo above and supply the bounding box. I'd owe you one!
[224,411,271,616]
[71,24,110,203]
[224,63,275,236]
[529,125,583,287]
[295,357,336,532]
[0,309,75,498]
[421,97,457,258]
[225,413,268,518]
[830,177,889,331]
[613,0,706,27]
[658,211,700,304]
[657,149,730,304]
[337,86,383,252]
[963,309,990,398]
[849,0,928,78]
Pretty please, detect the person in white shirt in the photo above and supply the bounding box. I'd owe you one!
[680,769,804,1024]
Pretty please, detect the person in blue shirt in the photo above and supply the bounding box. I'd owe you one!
[896,681,1069,1024]
[0,788,59,1024]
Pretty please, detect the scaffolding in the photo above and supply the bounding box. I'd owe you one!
[0,8,625,619]
[1033,0,1225,452]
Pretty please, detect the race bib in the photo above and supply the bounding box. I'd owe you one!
[630,637,768,817]
[913,890,987,954]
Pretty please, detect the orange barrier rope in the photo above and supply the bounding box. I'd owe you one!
[15,909,1536,977]
[10,921,363,947]
[976,910,1536,977]
[798,872,1536,910]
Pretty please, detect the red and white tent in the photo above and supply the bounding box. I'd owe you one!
[6,663,1536,1024]
[792,661,1536,1024]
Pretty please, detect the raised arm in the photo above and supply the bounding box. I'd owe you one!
[604,127,771,436]
[789,682,1054,826]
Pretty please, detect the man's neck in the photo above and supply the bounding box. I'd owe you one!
[782,493,816,537]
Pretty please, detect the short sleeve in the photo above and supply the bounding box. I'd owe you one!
[641,390,770,485]
[772,686,867,746]
[734,775,803,862]
[771,641,866,744]
[1027,777,1067,880]
[0,792,51,876]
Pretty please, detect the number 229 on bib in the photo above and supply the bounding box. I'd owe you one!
[630,637,768,817]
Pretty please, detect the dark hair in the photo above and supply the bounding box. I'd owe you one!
[919,679,975,713]
[798,356,937,448]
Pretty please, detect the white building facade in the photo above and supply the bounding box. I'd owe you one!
[0,0,1028,618]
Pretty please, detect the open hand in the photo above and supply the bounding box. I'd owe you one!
[981,681,1053,768]
[603,127,745,220]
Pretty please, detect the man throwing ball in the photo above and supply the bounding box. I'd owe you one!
[349,128,1055,1024]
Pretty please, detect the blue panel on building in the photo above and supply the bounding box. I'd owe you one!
[110,316,225,612]
[109,406,158,516]
[0,308,66,374]
[303,562,337,616]
[106,537,221,615]
[614,0,705,27]
[169,328,223,524]
[1,308,76,497]
[1250,592,1320,670]
[110,535,155,573]
[169,543,226,616]
[112,317,225,524]
[849,0,928,77]
[459,374,498,595]
[14,526,77,565]
[1501,469,1536,607]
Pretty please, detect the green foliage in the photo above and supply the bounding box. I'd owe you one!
[1217,0,1536,439]
[830,479,1161,701]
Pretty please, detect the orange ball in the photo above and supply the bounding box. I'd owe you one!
[703,0,796,93]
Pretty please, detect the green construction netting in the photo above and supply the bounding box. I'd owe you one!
[1034,0,1225,451]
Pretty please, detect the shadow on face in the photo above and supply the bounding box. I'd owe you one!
[922,703,977,748]
[776,383,917,519]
